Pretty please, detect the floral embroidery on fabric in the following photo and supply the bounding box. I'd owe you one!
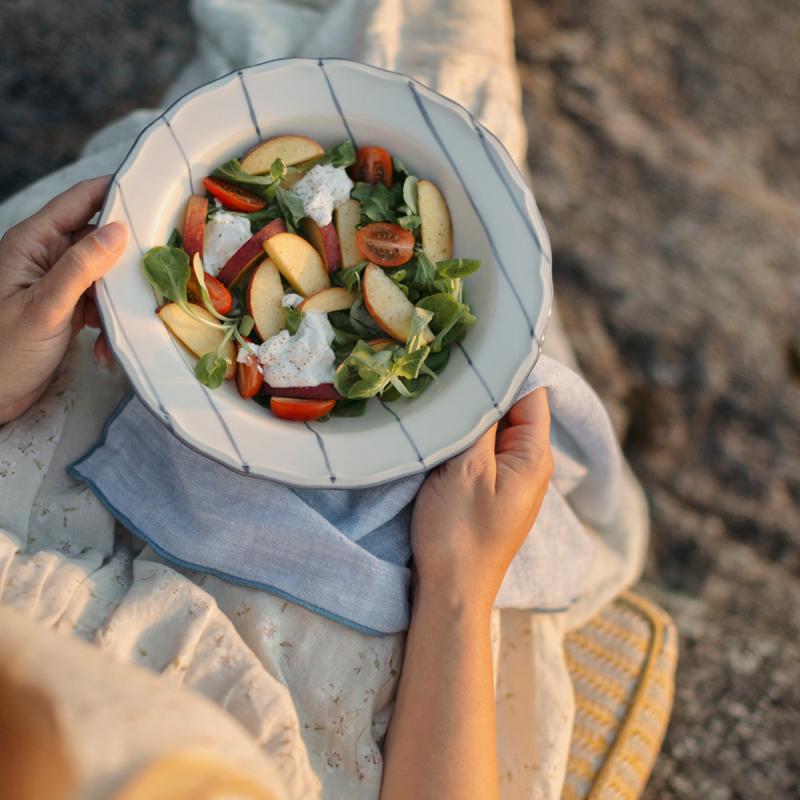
[235,602,251,618]
[261,621,278,639]
[323,750,343,772]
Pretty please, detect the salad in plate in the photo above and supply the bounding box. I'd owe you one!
[142,134,482,422]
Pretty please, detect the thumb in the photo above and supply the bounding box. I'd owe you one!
[41,221,128,321]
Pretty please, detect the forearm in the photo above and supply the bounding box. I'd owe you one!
[380,589,498,800]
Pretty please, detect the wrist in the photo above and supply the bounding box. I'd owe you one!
[413,579,495,627]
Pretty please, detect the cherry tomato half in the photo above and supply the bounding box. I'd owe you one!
[270,397,336,422]
[236,341,263,399]
[355,222,415,267]
[202,177,266,212]
[187,272,233,315]
[351,146,393,187]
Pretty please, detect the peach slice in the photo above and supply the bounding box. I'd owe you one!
[247,259,286,341]
[418,180,453,263]
[334,198,362,269]
[366,337,396,352]
[182,195,208,260]
[216,218,286,287]
[302,218,343,272]
[157,302,235,379]
[241,135,324,174]
[361,263,434,344]
[298,287,354,313]
[264,232,330,297]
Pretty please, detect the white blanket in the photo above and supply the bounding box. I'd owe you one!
[0,1,648,797]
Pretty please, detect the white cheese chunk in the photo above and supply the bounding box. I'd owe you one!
[256,310,336,388]
[290,164,354,227]
[202,212,252,276]
[281,293,305,309]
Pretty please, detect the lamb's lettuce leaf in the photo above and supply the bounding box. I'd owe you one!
[349,296,383,337]
[275,186,306,232]
[238,314,254,337]
[332,260,367,293]
[316,139,356,169]
[417,292,477,352]
[194,352,229,389]
[412,250,438,293]
[351,181,404,224]
[332,398,368,417]
[143,246,191,305]
[436,258,482,279]
[285,306,303,335]
[166,228,183,249]
[213,158,281,190]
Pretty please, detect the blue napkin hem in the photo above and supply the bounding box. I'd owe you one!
[68,394,390,637]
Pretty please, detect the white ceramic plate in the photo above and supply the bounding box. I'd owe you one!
[96,58,552,488]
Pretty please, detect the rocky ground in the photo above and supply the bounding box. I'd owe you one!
[0,1,194,200]
[513,1,800,796]
[1,0,797,797]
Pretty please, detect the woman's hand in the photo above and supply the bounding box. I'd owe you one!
[381,389,552,800]
[411,387,553,612]
[0,177,128,424]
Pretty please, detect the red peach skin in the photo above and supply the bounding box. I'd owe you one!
[216,218,286,287]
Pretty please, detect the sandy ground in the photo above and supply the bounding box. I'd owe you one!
[1,1,798,797]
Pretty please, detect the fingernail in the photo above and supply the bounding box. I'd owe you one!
[95,221,128,250]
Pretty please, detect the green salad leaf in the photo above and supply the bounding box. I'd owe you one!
[293,140,357,174]
[382,346,450,402]
[275,186,306,232]
[417,292,477,352]
[270,158,288,182]
[243,206,280,232]
[143,246,191,305]
[436,258,482,279]
[392,157,413,177]
[333,329,433,401]
[349,296,383,337]
[351,181,404,224]
[412,250,438,293]
[316,139,356,168]
[334,341,392,399]
[332,398,368,417]
[402,175,419,215]
[213,158,279,190]
[166,228,183,249]
[238,314,255,337]
[194,352,229,389]
[332,260,367,293]
[396,214,421,230]
[285,306,303,335]
[406,307,434,352]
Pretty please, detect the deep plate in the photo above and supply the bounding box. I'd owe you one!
[96,58,552,488]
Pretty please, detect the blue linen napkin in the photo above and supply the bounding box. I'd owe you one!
[70,356,612,634]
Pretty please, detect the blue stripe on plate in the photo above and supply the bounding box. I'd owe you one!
[318,59,357,146]
[237,70,262,140]
[457,343,500,411]
[378,399,427,467]
[303,421,336,483]
[407,81,535,336]
[117,180,249,471]
[163,115,194,194]
[469,114,549,264]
